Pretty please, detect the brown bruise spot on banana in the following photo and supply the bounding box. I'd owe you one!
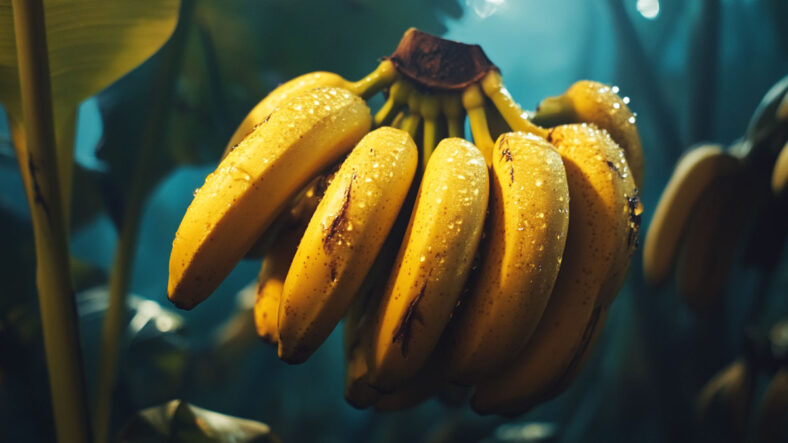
[323,172,355,254]
[27,153,51,222]
[605,160,625,179]
[499,138,515,183]
[626,191,642,248]
[392,279,428,358]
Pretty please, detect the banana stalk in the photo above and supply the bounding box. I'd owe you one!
[11,0,90,441]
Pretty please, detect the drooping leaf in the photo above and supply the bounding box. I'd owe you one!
[0,0,180,121]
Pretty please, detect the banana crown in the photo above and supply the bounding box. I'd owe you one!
[166,29,645,416]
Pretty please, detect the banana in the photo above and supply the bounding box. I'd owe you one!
[370,137,489,391]
[344,286,383,409]
[773,141,788,196]
[245,170,333,259]
[530,80,645,189]
[493,308,609,417]
[752,368,788,443]
[225,60,396,154]
[642,144,740,286]
[225,72,351,154]
[253,189,323,344]
[344,185,417,409]
[169,87,371,310]
[278,127,418,363]
[696,359,753,440]
[374,353,446,412]
[674,169,749,311]
[472,123,636,415]
[444,131,570,385]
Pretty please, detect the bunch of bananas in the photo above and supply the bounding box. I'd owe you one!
[695,321,788,443]
[643,76,788,311]
[167,29,644,416]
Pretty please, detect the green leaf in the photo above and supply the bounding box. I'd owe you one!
[0,0,180,121]
[117,399,279,443]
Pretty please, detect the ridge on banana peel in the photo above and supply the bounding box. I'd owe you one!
[278,127,418,364]
[472,123,639,416]
[370,137,488,392]
[444,131,570,385]
[168,87,371,310]
[165,29,646,416]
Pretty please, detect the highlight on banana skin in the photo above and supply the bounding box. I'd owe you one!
[166,28,645,416]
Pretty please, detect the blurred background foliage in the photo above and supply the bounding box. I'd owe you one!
[0,0,787,441]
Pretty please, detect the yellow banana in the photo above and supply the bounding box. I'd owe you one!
[752,368,788,443]
[773,141,788,196]
[444,131,570,385]
[374,354,446,412]
[344,191,417,409]
[253,221,306,345]
[344,286,383,409]
[493,308,609,417]
[370,137,489,391]
[530,80,645,189]
[278,127,418,363]
[472,123,636,415]
[245,170,333,259]
[674,170,749,311]
[225,60,396,153]
[643,144,740,286]
[168,87,371,310]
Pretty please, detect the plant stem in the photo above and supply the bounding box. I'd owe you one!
[93,2,193,440]
[11,0,91,442]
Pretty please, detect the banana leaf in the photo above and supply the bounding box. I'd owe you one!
[117,399,278,443]
[0,0,180,220]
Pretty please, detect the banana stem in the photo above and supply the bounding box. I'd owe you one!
[420,94,440,167]
[462,84,494,165]
[93,2,194,440]
[480,71,548,139]
[350,59,397,100]
[374,79,410,127]
[399,113,421,140]
[422,117,438,167]
[374,93,400,127]
[530,95,576,128]
[11,0,92,441]
[442,93,466,138]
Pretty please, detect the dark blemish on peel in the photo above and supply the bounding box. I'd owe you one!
[626,191,642,247]
[323,173,355,253]
[392,279,428,358]
[606,160,627,180]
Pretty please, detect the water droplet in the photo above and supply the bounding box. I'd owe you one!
[623,96,630,104]
[628,116,637,124]
[535,180,543,187]
[612,86,620,94]
[229,165,252,183]
[420,255,426,263]
[193,187,201,197]
[612,102,621,109]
